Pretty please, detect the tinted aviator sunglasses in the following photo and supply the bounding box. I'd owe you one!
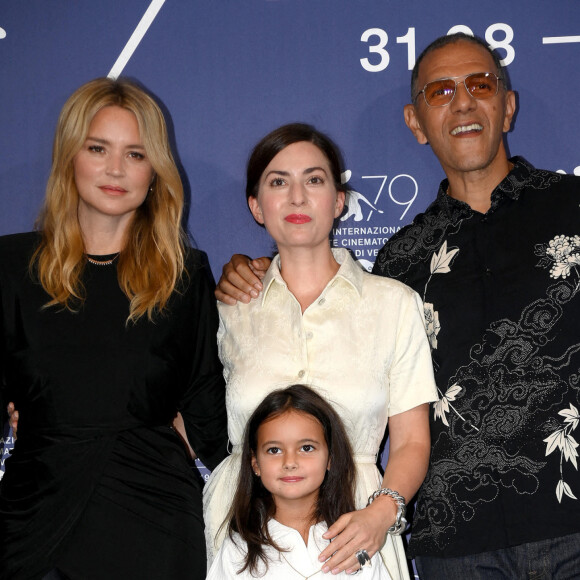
[414,72,502,107]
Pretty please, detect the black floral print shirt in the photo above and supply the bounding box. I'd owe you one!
[373,157,580,558]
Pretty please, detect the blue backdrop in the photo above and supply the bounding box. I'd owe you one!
[1,1,579,574]
[1,2,579,276]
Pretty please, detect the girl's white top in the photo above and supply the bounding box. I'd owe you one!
[207,519,391,579]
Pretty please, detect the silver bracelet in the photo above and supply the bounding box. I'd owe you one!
[367,488,407,536]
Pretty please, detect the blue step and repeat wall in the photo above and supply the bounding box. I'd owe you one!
[1,0,579,572]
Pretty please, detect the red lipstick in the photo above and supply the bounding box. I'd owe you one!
[285,214,311,224]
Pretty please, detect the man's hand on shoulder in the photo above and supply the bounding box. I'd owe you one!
[7,402,18,438]
[215,254,271,304]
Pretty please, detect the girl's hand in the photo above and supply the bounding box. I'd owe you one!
[7,402,19,439]
[318,496,396,574]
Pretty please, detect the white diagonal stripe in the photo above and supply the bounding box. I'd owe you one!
[108,0,166,79]
[542,36,580,44]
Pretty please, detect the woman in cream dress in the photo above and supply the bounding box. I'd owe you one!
[204,124,437,579]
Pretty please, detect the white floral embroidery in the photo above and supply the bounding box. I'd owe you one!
[423,240,459,352]
[434,384,461,426]
[432,383,480,432]
[544,403,580,502]
[425,241,463,430]
[430,240,460,275]
[424,303,441,349]
[544,235,580,281]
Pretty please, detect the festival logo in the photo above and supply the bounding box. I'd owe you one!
[1,426,14,480]
[332,169,418,271]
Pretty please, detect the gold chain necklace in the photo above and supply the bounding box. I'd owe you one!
[86,253,119,266]
[280,553,323,579]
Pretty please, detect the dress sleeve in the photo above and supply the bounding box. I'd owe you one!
[177,258,228,472]
[388,289,438,416]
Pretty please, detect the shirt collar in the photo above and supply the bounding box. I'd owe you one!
[267,518,328,543]
[261,247,364,306]
[434,156,535,216]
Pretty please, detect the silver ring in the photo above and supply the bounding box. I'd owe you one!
[355,549,372,568]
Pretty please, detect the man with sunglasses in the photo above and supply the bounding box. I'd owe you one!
[215,32,580,578]
[373,33,580,578]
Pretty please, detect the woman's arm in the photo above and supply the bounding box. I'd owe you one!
[318,403,430,574]
[177,260,229,471]
[172,411,196,460]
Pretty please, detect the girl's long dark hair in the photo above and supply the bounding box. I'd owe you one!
[226,384,356,576]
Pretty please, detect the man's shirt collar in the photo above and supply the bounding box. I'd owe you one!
[435,156,534,217]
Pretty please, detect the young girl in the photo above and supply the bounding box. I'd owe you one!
[207,385,391,579]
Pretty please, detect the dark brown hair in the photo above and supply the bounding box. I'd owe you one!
[245,123,346,223]
[227,384,356,576]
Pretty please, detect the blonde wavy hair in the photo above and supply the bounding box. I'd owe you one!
[32,77,187,322]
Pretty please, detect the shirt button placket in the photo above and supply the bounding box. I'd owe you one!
[297,318,308,380]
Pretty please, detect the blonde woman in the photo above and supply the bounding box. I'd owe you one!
[0,78,226,579]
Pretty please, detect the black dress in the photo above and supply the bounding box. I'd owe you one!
[0,232,227,579]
